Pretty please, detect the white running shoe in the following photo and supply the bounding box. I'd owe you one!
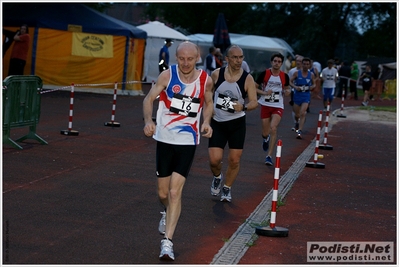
[211,174,223,196]
[159,239,175,260]
[220,186,232,202]
[158,211,166,235]
[291,122,299,131]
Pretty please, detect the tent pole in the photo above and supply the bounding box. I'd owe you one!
[121,36,130,91]
[31,27,39,75]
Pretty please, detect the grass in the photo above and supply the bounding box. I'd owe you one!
[354,88,397,113]
[246,234,259,247]
[359,105,397,112]
[244,196,287,247]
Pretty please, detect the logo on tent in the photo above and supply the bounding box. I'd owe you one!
[72,32,113,58]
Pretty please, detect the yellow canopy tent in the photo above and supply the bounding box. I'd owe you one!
[3,3,147,95]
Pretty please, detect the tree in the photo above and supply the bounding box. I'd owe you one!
[356,3,396,58]
[141,3,396,64]
[144,3,252,34]
[84,3,112,12]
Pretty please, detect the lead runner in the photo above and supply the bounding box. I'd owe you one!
[143,41,214,261]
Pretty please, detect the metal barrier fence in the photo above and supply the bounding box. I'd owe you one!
[3,75,48,149]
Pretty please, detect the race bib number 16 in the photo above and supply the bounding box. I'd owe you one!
[170,93,200,117]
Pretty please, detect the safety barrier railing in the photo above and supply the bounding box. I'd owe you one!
[3,78,155,148]
[3,75,48,149]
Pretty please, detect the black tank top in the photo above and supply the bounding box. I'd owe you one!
[215,67,248,99]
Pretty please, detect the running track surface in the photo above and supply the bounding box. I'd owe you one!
[3,85,396,264]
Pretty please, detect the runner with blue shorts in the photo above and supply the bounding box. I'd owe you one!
[289,57,316,139]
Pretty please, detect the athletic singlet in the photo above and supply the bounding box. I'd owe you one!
[213,67,248,122]
[154,65,208,145]
[321,67,338,88]
[294,70,312,93]
[258,69,286,109]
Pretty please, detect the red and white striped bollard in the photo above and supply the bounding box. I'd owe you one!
[105,82,121,127]
[337,89,347,118]
[60,83,79,136]
[319,102,333,150]
[256,139,289,237]
[306,110,325,168]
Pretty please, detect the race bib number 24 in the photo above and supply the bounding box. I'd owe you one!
[216,93,237,113]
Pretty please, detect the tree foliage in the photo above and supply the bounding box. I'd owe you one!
[144,3,252,34]
[143,2,396,64]
[84,3,112,13]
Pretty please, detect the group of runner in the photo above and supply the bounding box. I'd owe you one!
[142,41,324,261]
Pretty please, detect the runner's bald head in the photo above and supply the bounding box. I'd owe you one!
[226,44,243,57]
[176,41,199,57]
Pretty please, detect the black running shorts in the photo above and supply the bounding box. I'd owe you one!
[208,116,246,149]
[156,141,197,178]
